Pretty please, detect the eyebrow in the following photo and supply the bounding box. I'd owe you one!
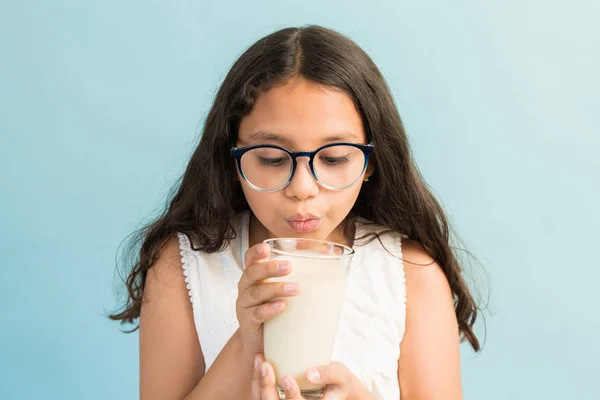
[246,130,358,144]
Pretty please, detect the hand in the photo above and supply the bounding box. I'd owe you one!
[236,243,299,353]
[252,355,376,400]
[252,354,303,400]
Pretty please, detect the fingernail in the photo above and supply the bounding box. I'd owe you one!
[271,300,283,308]
[278,262,289,272]
[307,369,320,381]
[260,363,267,378]
[284,283,298,293]
[254,356,260,370]
[283,376,292,390]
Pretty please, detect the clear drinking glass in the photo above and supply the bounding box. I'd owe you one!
[262,238,354,399]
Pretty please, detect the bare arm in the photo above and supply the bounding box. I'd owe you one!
[398,240,463,400]
[139,237,255,400]
[183,329,255,400]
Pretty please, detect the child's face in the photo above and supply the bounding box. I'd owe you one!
[237,77,373,245]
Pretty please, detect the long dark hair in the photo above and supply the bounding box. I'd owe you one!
[110,25,481,351]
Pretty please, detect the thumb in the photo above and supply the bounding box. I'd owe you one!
[280,375,304,400]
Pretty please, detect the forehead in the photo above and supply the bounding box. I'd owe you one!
[237,78,366,149]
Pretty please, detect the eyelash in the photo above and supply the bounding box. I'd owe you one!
[320,156,349,165]
[258,156,288,166]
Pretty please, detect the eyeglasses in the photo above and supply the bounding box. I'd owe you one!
[231,142,374,192]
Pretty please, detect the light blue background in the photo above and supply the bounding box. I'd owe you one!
[1,1,598,399]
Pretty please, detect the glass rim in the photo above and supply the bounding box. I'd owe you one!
[262,237,355,259]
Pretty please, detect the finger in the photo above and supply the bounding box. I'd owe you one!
[260,362,280,400]
[321,386,345,400]
[281,375,303,399]
[306,362,352,386]
[244,243,270,269]
[251,354,265,400]
[241,281,299,308]
[240,260,292,288]
[245,299,286,325]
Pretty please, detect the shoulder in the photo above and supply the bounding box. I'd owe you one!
[158,235,185,268]
[401,239,452,299]
[399,239,456,336]
[366,234,452,312]
[400,239,457,348]
[144,236,186,301]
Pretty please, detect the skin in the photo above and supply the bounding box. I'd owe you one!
[236,77,372,247]
[139,77,462,400]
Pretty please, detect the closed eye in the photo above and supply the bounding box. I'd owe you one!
[320,156,350,165]
[258,156,288,166]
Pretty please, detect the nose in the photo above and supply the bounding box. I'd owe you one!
[283,157,319,201]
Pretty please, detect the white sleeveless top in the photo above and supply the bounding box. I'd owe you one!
[178,213,407,399]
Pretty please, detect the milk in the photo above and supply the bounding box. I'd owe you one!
[264,252,350,392]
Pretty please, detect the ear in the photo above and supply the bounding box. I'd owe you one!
[364,158,376,181]
[232,160,240,182]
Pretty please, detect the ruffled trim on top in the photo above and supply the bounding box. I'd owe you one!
[396,233,407,342]
[177,232,200,311]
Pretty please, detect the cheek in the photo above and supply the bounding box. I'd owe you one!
[325,185,362,217]
[241,185,279,215]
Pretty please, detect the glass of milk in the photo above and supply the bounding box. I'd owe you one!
[262,238,354,399]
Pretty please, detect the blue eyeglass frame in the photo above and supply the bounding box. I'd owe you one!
[230,142,375,192]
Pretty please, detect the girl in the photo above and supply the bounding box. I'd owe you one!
[111,25,480,400]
